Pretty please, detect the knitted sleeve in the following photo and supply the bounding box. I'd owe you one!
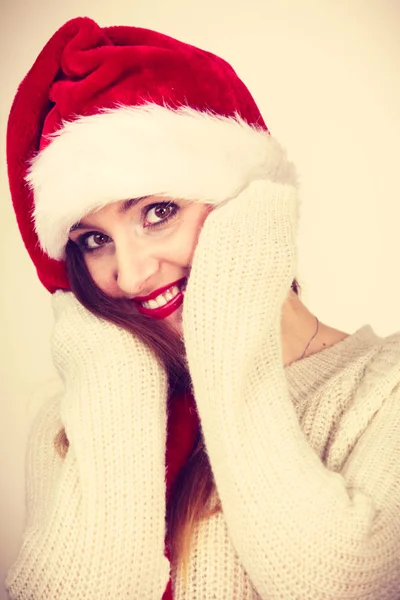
[182,179,400,599]
[6,292,170,600]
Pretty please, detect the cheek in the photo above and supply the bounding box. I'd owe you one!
[84,255,121,298]
[171,219,206,266]
[185,207,212,263]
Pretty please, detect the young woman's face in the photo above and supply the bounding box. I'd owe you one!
[68,197,211,332]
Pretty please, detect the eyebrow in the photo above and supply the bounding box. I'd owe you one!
[69,196,149,232]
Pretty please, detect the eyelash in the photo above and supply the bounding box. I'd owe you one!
[146,201,178,229]
[76,202,179,253]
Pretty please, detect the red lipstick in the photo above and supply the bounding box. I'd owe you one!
[134,278,185,302]
[134,277,187,320]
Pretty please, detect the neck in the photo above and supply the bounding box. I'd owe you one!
[281,290,349,367]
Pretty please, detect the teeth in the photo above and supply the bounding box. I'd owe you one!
[141,283,184,310]
[170,285,180,296]
[155,296,168,307]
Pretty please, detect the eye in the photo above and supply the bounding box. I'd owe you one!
[144,202,178,228]
[81,232,111,250]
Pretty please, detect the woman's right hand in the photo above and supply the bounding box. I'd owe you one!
[52,290,160,379]
[6,291,170,599]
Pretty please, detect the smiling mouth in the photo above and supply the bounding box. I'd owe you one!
[134,278,187,320]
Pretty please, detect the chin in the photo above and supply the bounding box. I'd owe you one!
[165,306,183,335]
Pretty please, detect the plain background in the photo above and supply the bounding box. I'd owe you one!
[1,0,399,597]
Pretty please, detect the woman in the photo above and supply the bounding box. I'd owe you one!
[6,16,400,600]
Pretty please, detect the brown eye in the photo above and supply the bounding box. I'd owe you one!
[85,233,110,249]
[145,203,178,227]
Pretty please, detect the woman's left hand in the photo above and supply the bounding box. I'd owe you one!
[183,178,298,401]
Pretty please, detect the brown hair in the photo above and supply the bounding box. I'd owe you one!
[55,239,300,570]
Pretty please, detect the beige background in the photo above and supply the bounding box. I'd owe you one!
[1,0,399,597]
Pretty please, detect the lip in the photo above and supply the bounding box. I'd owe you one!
[134,277,186,302]
[133,277,187,320]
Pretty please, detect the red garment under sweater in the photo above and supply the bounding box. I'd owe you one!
[162,390,199,600]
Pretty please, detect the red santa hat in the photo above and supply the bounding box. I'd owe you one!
[7,16,296,293]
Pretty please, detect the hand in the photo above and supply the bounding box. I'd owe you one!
[52,291,162,384]
[183,179,298,371]
[48,291,170,597]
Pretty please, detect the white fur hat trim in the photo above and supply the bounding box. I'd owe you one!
[27,103,297,260]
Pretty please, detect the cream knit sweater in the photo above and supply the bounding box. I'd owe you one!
[6,181,400,599]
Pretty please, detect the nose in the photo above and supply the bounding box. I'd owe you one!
[115,249,159,297]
